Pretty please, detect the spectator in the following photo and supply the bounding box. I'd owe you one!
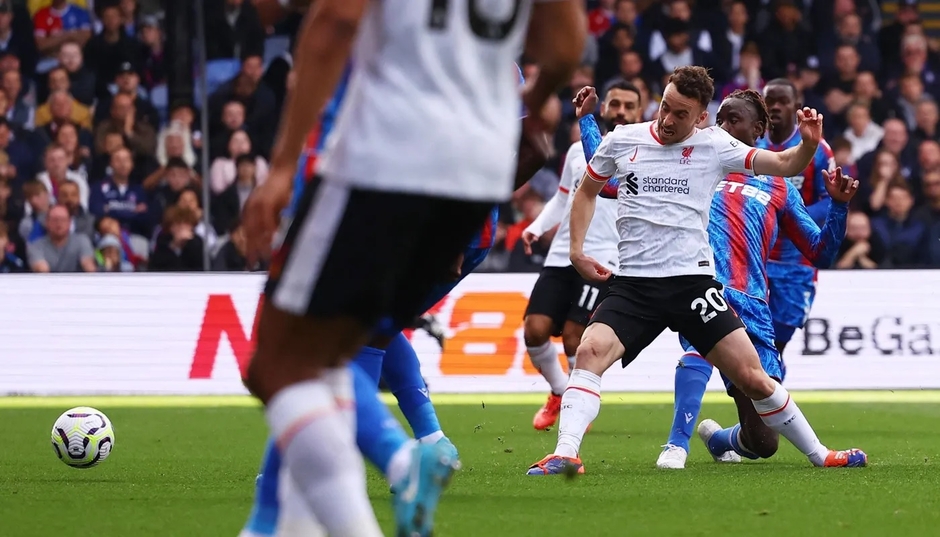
[58,40,95,106]
[210,100,245,161]
[208,55,278,157]
[94,92,156,160]
[156,120,196,169]
[596,23,636,88]
[859,150,903,215]
[209,129,268,195]
[915,170,940,266]
[211,220,264,272]
[915,140,940,200]
[879,0,919,68]
[212,153,256,235]
[89,147,149,235]
[830,136,857,179]
[2,69,33,129]
[0,116,34,187]
[167,101,201,152]
[36,89,92,132]
[146,157,197,220]
[871,182,927,267]
[885,33,940,99]
[57,179,92,240]
[824,12,879,75]
[37,64,70,106]
[912,98,939,144]
[149,204,203,271]
[175,187,218,251]
[852,71,889,125]
[856,118,915,184]
[55,120,91,180]
[96,214,147,269]
[138,15,164,90]
[588,0,616,37]
[204,0,265,61]
[26,204,95,272]
[714,1,753,77]
[651,18,718,87]
[0,220,25,272]
[720,41,763,100]
[95,61,159,128]
[118,0,140,37]
[506,188,551,272]
[33,0,92,73]
[18,179,49,241]
[95,233,133,272]
[83,3,142,99]
[835,211,885,269]
[758,0,813,81]
[642,0,712,65]
[892,73,926,132]
[844,101,883,164]
[0,1,38,80]
[37,143,88,210]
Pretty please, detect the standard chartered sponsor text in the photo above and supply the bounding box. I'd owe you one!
[642,176,690,195]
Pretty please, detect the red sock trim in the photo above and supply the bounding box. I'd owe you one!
[565,385,600,398]
[757,395,791,417]
[276,407,340,450]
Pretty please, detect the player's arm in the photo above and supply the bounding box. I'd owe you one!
[569,133,617,281]
[779,180,848,269]
[579,115,603,158]
[523,0,587,114]
[804,143,835,223]
[752,108,824,178]
[525,156,574,239]
[267,0,366,176]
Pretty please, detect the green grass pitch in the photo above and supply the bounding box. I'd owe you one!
[2,392,940,536]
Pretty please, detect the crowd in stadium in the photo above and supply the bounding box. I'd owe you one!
[0,0,938,274]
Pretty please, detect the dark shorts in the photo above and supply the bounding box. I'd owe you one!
[524,265,610,336]
[265,176,494,331]
[588,275,745,367]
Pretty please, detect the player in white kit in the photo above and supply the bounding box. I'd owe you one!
[240,0,587,535]
[528,66,860,476]
[523,82,640,430]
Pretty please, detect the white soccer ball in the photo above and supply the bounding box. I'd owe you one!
[51,407,115,468]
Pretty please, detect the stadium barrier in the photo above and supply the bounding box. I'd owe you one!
[1,271,939,395]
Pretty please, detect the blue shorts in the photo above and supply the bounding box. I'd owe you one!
[766,261,816,343]
[679,287,783,391]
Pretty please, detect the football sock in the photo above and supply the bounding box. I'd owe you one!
[706,424,760,460]
[351,346,386,386]
[382,332,443,440]
[266,379,382,537]
[753,382,829,466]
[277,467,326,537]
[350,361,411,479]
[528,341,567,395]
[555,369,602,458]
[242,438,282,536]
[666,354,712,452]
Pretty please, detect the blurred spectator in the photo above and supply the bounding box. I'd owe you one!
[714,1,753,77]
[26,204,95,272]
[830,136,857,181]
[2,68,33,129]
[175,187,218,251]
[588,0,616,37]
[55,121,92,180]
[118,0,140,37]
[58,41,95,106]
[835,211,885,269]
[852,71,889,125]
[0,220,25,272]
[212,153,255,235]
[879,0,919,67]
[94,92,156,161]
[84,3,143,100]
[856,118,915,185]
[885,33,940,99]
[57,179,92,240]
[36,89,92,133]
[915,170,940,266]
[96,61,159,128]
[96,214,147,269]
[643,0,712,66]
[146,157,197,220]
[209,129,268,195]
[651,18,718,87]
[758,0,813,81]
[871,182,927,267]
[33,0,92,73]
[844,101,883,164]
[89,147,150,235]
[37,143,89,210]
[211,220,264,272]
[208,54,277,157]
[820,44,860,134]
[210,100,245,161]
[912,98,939,145]
[149,204,203,271]
[204,0,265,61]
[892,73,926,132]
[822,12,879,75]
[720,41,763,100]
[0,1,38,80]
[0,116,34,187]
[167,101,201,153]
[506,187,551,273]
[596,23,636,88]
[858,149,903,215]
[155,120,196,169]
[915,140,940,200]
[138,15,164,90]
[19,179,49,241]
[95,233,134,272]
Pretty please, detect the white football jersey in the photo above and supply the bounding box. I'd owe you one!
[316,0,540,202]
[586,121,761,278]
[543,142,619,269]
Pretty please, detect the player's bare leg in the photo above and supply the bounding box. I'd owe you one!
[245,305,383,537]
[527,322,624,475]
[561,320,586,373]
[697,385,779,463]
[704,328,867,467]
[525,314,567,430]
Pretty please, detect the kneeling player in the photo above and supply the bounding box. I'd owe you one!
[522,83,639,429]
[655,90,866,469]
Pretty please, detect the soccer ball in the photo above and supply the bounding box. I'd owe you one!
[51,407,115,468]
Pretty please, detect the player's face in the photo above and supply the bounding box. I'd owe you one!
[657,83,706,144]
[715,98,763,147]
[602,88,641,129]
[763,84,798,131]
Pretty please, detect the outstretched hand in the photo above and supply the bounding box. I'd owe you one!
[573,86,598,119]
[796,107,823,147]
[823,166,859,204]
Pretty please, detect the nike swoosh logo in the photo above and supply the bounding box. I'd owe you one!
[629,147,638,162]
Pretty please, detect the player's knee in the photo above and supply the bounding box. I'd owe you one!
[735,368,776,400]
[523,316,552,347]
[574,335,615,375]
[562,333,581,358]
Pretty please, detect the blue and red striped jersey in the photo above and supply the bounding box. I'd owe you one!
[709,173,847,302]
[755,128,835,267]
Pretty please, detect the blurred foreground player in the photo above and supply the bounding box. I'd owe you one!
[522,83,639,430]
[648,90,866,469]
[759,79,836,356]
[528,66,858,476]
[240,0,587,535]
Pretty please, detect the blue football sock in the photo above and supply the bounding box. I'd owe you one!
[382,332,442,440]
[243,438,281,535]
[352,345,386,386]
[708,423,760,460]
[351,361,411,476]
[665,353,713,452]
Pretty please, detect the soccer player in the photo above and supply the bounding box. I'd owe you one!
[758,79,836,356]
[527,66,862,476]
[651,89,866,469]
[522,82,638,430]
[240,1,587,535]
